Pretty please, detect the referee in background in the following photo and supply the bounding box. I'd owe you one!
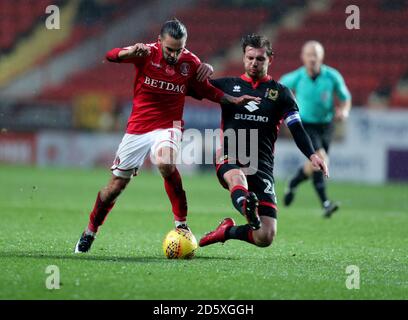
[280,40,351,217]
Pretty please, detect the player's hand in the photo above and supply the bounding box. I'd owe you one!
[310,153,329,178]
[335,108,349,121]
[128,43,151,57]
[225,94,261,106]
[196,63,214,82]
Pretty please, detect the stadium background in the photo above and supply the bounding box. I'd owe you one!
[0,0,407,300]
[1,0,407,183]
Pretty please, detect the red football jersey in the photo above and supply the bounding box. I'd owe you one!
[106,42,224,134]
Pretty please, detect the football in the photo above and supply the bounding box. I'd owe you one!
[162,228,198,259]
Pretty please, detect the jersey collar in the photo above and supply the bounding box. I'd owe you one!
[240,74,272,89]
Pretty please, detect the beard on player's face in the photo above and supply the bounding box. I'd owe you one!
[164,54,177,65]
[246,65,266,80]
[159,34,186,65]
[243,47,270,80]
[244,59,269,79]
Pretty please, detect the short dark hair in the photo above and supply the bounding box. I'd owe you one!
[160,19,187,40]
[242,34,274,57]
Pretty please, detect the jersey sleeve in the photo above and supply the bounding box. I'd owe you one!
[288,122,315,159]
[105,46,148,65]
[208,78,225,90]
[332,69,352,101]
[185,54,224,102]
[186,78,226,101]
[279,86,302,127]
[189,78,225,103]
[279,70,299,90]
[279,85,315,158]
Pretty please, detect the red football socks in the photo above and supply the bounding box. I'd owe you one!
[164,168,188,222]
[87,192,115,233]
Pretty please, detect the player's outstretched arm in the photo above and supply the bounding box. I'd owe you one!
[188,77,260,105]
[106,43,151,63]
[119,43,151,59]
[221,94,261,106]
[196,63,214,82]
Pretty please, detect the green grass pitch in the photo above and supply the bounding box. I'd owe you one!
[0,164,407,299]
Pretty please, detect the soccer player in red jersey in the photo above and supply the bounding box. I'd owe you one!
[75,19,259,253]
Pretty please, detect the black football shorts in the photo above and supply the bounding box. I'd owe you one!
[303,122,334,153]
[216,161,278,219]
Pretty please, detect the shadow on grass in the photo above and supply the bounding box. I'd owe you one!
[0,251,237,263]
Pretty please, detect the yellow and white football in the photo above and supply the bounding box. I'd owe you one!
[162,228,198,259]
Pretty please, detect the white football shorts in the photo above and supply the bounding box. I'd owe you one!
[111,128,182,178]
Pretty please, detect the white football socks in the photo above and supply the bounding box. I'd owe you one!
[175,220,187,228]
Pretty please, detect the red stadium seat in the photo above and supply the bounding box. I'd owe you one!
[264,0,408,105]
[36,1,272,103]
[0,0,56,51]
[34,0,407,107]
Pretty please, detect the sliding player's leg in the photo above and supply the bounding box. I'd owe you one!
[223,170,277,246]
[199,210,276,248]
[200,167,278,247]
[199,165,263,247]
[222,168,261,229]
[215,161,261,226]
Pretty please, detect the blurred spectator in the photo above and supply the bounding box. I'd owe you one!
[381,0,407,10]
[367,82,392,109]
[389,69,408,108]
[214,0,305,7]
[75,0,116,26]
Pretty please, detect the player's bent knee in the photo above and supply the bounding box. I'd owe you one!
[254,229,276,247]
[231,172,246,186]
[224,169,247,189]
[257,235,274,247]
